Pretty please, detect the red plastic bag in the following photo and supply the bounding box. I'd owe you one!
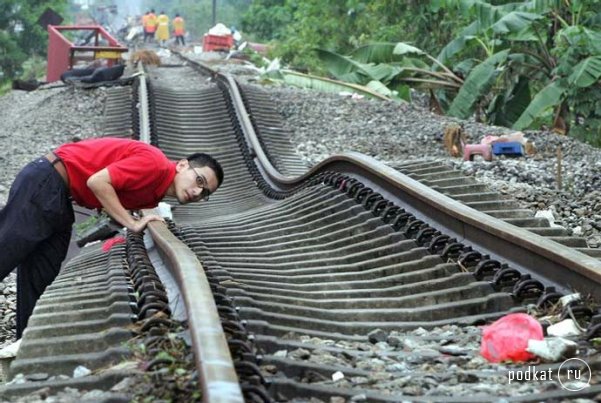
[102,235,126,252]
[480,313,543,362]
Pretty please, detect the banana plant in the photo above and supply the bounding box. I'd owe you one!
[314,42,463,103]
[436,0,601,134]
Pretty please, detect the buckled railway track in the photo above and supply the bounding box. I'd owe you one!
[1,54,601,402]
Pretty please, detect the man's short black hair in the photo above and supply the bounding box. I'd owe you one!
[187,153,224,188]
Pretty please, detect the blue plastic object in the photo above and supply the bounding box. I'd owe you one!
[491,142,524,156]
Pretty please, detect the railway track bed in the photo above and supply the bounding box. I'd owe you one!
[1,53,600,402]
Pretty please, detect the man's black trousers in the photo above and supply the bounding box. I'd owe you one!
[0,157,74,338]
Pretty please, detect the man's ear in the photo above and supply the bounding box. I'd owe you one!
[175,159,189,172]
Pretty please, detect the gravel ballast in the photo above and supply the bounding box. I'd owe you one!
[257,83,601,248]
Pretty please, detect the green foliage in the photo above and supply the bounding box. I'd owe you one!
[20,55,47,81]
[74,212,110,237]
[263,69,392,101]
[0,29,26,80]
[513,81,566,129]
[0,80,11,96]
[0,0,68,84]
[312,42,462,101]
[240,0,290,41]
[447,49,509,119]
[242,1,470,73]
[244,0,601,145]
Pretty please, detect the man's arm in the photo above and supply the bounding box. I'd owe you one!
[87,168,164,233]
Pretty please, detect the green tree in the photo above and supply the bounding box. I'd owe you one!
[0,0,68,83]
[435,0,601,141]
[240,0,290,41]
[240,1,469,71]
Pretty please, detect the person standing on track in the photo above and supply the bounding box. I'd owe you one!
[173,13,186,46]
[142,11,151,42]
[0,137,224,339]
[146,9,158,43]
[156,11,170,46]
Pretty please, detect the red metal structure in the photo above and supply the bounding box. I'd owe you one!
[47,25,128,82]
[202,33,234,52]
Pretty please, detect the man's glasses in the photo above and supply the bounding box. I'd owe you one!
[189,167,211,201]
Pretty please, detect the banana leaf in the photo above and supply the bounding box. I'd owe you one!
[447,49,510,119]
[350,43,434,74]
[438,0,549,65]
[520,0,561,14]
[453,58,478,75]
[351,42,403,64]
[470,1,509,27]
[488,76,531,126]
[366,80,394,98]
[390,57,430,70]
[569,56,601,87]
[389,83,412,102]
[437,21,480,65]
[491,11,542,35]
[362,64,403,83]
[392,43,426,57]
[313,48,372,84]
[512,81,566,129]
[502,76,532,124]
[273,70,390,100]
[505,25,539,41]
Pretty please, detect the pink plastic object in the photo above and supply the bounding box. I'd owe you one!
[480,313,543,362]
[102,235,126,252]
[480,135,500,145]
[463,143,492,161]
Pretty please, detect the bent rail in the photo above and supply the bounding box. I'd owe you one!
[198,68,600,300]
[196,61,601,298]
[304,153,601,297]
[145,216,244,402]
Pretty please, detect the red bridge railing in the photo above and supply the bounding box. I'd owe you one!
[47,25,128,82]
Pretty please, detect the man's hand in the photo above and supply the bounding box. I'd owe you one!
[87,168,165,233]
[130,214,165,233]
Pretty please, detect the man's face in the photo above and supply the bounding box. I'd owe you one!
[174,159,219,204]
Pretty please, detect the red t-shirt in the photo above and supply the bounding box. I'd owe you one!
[55,138,176,209]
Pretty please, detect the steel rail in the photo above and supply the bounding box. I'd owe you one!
[203,62,601,298]
[180,53,601,297]
[137,63,244,403]
[145,214,244,403]
[136,63,151,143]
[300,153,601,298]
[155,54,601,400]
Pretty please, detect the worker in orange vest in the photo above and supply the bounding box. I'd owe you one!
[146,9,157,43]
[173,14,185,46]
[141,11,151,42]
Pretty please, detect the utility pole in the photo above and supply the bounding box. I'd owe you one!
[212,0,216,26]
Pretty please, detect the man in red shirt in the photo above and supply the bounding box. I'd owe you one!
[0,137,224,338]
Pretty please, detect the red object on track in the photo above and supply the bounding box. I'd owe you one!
[480,313,543,362]
[202,34,234,52]
[102,235,126,252]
